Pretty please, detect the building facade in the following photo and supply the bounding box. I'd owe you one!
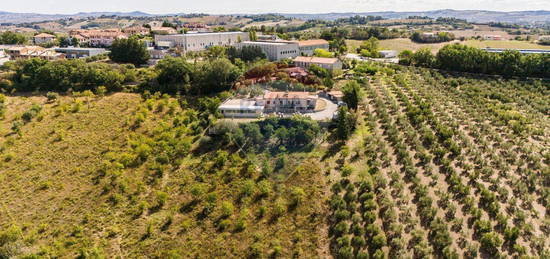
[54,47,107,59]
[154,32,249,52]
[295,39,330,56]
[293,56,343,71]
[263,92,318,113]
[5,46,64,61]
[33,33,56,45]
[236,41,299,61]
[70,29,127,47]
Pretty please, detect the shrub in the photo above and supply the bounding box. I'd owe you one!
[480,232,502,256]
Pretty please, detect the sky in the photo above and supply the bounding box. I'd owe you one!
[2,0,549,14]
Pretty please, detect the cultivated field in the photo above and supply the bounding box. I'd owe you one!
[347,38,550,54]
[328,65,549,258]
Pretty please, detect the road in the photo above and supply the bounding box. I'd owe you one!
[306,98,338,121]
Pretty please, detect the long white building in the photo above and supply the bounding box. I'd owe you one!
[236,41,300,61]
[154,32,249,52]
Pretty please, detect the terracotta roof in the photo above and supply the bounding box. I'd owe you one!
[34,33,55,38]
[264,91,316,99]
[295,39,329,47]
[294,56,340,65]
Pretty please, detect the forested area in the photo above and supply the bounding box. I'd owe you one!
[399,44,550,78]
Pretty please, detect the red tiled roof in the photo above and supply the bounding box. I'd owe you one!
[295,39,329,47]
[264,91,316,99]
[294,56,339,65]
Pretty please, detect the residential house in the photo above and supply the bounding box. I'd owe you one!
[293,56,343,71]
[5,46,64,60]
[263,91,318,113]
[33,33,56,45]
[151,27,178,35]
[123,26,150,36]
[70,29,127,47]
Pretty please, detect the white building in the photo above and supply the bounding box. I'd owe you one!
[236,41,299,61]
[219,98,265,118]
[154,32,249,52]
[293,56,343,71]
[296,39,330,56]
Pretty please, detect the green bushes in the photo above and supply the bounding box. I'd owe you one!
[8,58,127,92]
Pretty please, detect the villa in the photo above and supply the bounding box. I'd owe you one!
[219,91,320,118]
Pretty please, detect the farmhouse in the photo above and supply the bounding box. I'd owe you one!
[293,56,343,71]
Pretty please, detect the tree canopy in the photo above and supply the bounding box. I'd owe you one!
[109,38,150,66]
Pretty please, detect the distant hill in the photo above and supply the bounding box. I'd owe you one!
[0,11,155,24]
[279,9,550,23]
[1,9,550,24]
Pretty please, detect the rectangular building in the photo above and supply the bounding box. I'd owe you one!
[154,32,249,52]
[219,98,265,118]
[54,47,107,59]
[263,91,318,113]
[236,41,299,61]
[293,56,343,71]
[296,39,330,56]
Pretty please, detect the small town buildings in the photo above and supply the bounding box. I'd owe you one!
[236,41,299,61]
[218,98,265,118]
[263,91,318,113]
[293,56,343,71]
[295,39,330,56]
[155,32,249,52]
[69,29,127,47]
[182,23,210,32]
[5,46,64,60]
[33,33,56,45]
[151,27,178,35]
[54,47,107,59]
[123,26,150,36]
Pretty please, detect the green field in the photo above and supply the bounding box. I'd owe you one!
[347,38,550,54]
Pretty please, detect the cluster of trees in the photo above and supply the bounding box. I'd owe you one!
[109,38,151,66]
[0,31,27,45]
[143,56,241,95]
[3,58,134,93]
[226,46,266,62]
[208,116,321,152]
[357,37,381,58]
[400,44,550,78]
[410,31,455,43]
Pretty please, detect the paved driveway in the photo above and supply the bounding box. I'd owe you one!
[306,98,338,121]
